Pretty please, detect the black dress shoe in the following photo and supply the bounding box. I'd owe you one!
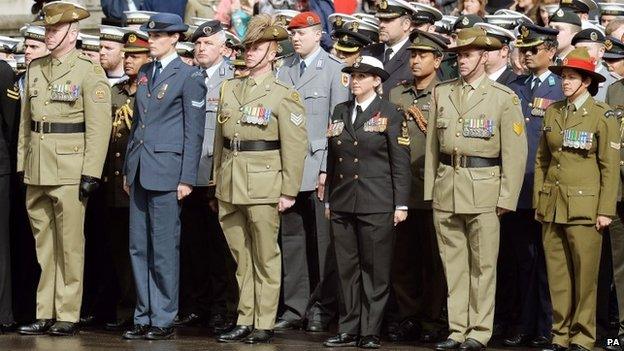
[460,338,485,351]
[569,344,590,351]
[435,338,462,351]
[209,314,233,335]
[122,324,150,340]
[173,313,202,327]
[531,336,552,348]
[359,335,381,349]
[324,333,359,347]
[244,329,273,344]
[274,318,302,331]
[78,315,96,326]
[388,319,421,342]
[104,318,132,331]
[543,343,568,351]
[217,325,253,343]
[504,334,531,347]
[18,319,55,335]
[145,326,175,340]
[306,320,328,333]
[48,321,78,336]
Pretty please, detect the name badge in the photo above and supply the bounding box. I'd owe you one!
[462,118,495,138]
[326,120,344,137]
[241,105,272,125]
[563,129,593,150]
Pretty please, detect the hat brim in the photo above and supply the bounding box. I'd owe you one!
[603,52,624,59]
[122,47,150,53]
[342,64,390,82]
[447,39,502,52]
[515,39,545,48]
[548,64,607,83]
[334,42,361,53]
[140,23,189,33]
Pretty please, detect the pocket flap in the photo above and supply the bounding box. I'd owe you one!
[304,90,328,99]
[436,119,449,129]
[56,142,83,154]
[154,143,183,154]
[468,167,499,180]
[247,159,282,173]
[310,139,327,152]
[567,187,595,196]
[539,184,552,194]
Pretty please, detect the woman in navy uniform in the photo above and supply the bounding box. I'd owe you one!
[323,56,411,349]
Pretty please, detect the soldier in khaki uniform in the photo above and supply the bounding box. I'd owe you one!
[213,14,308,344]
[535,47,620,351]
[388,29,448,342]
[424,27,528,351]
[15,1,112,336]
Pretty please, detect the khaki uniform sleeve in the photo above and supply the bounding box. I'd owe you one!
[497,92,528,211]
[533,110,552,208]
[278,88,308,197]
[17,71,31,173]
[82,64,112,178]
[423,86,439,201]
[597,112,620,216]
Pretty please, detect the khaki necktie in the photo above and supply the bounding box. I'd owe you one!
[461,84,473,109]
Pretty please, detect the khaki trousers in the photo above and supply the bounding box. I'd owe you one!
[433,210,500,346]
[26,185,86,323]
[542,222,602,350]
[218,201,281,330]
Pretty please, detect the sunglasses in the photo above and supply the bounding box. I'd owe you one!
[519,46,547,55]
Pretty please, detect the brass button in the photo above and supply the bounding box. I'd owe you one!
[233,151,238,156]
[234,132,240,137]
[236,120,241,124]
[453,147,458,152]
[555,180,559,185]
[115,152,120,157]
[578,190,583,194]
[339,174,343,179]
[458,118,463,123]
[114,171,120,175]
[239,107,243,111]
[354,175,359,179]
[528,103,533,107]
[48,86,52,90]
[556,164,560,168]
[44,101,49,105]
[621,161,624,166]
[42,116,46,121]
[354,158,359,163]
[73,146,78,152]
[491,172,495,176]
[557,147,562,152]
[40,135,44,140]
[455,132,460,137]
[266,165,270,169]
[338,157,343,162]
[337,140,342,145]
[354,141,358,146]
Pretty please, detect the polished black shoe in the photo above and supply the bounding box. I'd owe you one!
[531,336,552,348]
[543,343,568,351]
[173,313,202,327]
[569,344,590,351]
[306,320,328,333]
[435,338,462,351]
[274,318,302,331]
[104,318,132,331]
[78,315,96,326]
[217,325,253,343]
[388,319,421,342]
[460,338,485,351]
[122,324,150,340]
[359,335,381,349]
[504,334,532,347]
[324,333,359,347]
[18,319,55,335]
[48,321,78,336]
[145,326,175,340]
[244,329,273,344]
[209,314,233,335]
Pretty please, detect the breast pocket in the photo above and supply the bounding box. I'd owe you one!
[469,167,500,208]
[56,140,84,182]
[304,89,328,115]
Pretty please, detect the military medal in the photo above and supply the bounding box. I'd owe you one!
[363,112,387,132]
[326,120,345,137]
[563,129,593,150]
[241,105,272,125]
[50,83,80,102]
[530,97,554,117]
[157,83,168,99]
[463,118,495,138]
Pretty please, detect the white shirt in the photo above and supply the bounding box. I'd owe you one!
[531,70,552,90]
[204,59,223,79]
[351,92,377,123]
[487,65,508,82]
[153,51,178,78]
[384,35,410,61]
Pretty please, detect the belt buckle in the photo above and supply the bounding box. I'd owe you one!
[229,138,241,152]
[452,153,461,169]
[43,122,51,134]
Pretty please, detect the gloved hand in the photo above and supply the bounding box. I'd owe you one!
[79,175,100,201]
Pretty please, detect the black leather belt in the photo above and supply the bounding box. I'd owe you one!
[440,153,501,168]
[31,121,85,134]
[223,138,280,151]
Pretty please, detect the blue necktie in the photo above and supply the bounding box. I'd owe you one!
[299,60,306,77]
[153,61,162,82]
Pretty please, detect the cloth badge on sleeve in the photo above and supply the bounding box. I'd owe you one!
[611,141,621,150]
[290,113,303,126]
[191,99,205,108]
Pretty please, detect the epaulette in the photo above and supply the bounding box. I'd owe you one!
[435,77,458,87]
[491,80,515,95]
[327,53,343,64]
[274,79,292,90]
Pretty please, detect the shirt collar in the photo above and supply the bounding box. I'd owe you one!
[157,51,178,70]
[204,58,224,79]
[300,46,322,68]
[487,65,507,82]
[569,91,590,111]
[461,73,486,91]
[355,93,377,112]
[534,70,552,83]
[385,36,409,57]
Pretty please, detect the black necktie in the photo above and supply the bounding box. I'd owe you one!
[153,61,162,82]
[383,48,393,64]
[531,77,540,95]
[299,60,306,77]
[353,105,363,123]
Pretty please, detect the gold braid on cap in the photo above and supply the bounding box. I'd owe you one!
[242,14,274,45]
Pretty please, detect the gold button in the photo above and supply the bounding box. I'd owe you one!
[40,135,44,140]
[528,103,533,107]
[557,164,561,168]
[458,118,463,123]
[455,132,460,137]
[453,147,458,152]
[233,151,238,156]
[266,165,270,169]
[621,161,624,166]
[44,101,49,105]
[339,174,343,179]
[491,172,495,176]
[42,116,46,121]
[555,181,559,185]
[578,190,583,194]
[115,152,121,157]
[337,140,342,145]
[115,171,120,175]
[354,158,359,163]
[560,131,564,135]
[354,141,358,146]
[338,157,343,162]
[557,147,562,152]
[236,120,241,124]
[354,175,359,179]
[48,86,52,90]
[73,146,78,152]
[234,132,240,137]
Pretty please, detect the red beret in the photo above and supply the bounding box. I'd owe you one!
[287,11,321,29]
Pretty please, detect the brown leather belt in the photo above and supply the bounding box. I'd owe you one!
[439,153,500,168]
[223,138,280,152]
[31,121,85,134]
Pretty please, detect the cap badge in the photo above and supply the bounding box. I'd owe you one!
[203,26,213,35]
[379,0,388,10]
[462,17,469,26]
[521,25,529,39]
[148,21,155,29]
[306,16,315,25]
[72,12,79,20]
[606,39,613,50]
[128,34,137,43]
[590,31,598,41]
[272,28,279,37]
[335,17,343,27]
[350,21,359,31]
[342,35,349,41]
[556,9,564,17]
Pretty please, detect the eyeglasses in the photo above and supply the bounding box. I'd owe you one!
[519,46,547,55]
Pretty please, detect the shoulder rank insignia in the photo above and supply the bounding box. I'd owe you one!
[6,87,19,100]
[397,121,411,146]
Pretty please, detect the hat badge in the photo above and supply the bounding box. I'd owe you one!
[306,16,314,25]
[272,28,279,37]
[521,26,529,39]
[350,21,359,31]
[485,37,492,45]
[342,35,348,41]
[72,12,79,20]
[606,39,613,50]
[148,21,155,29]
[556,9,564,17]
[128,34,137,43]
[462,17,469,26]
[203,26,213,35]
[379,0,388,10]
[590,31,597,41]
[336,17,343,26]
